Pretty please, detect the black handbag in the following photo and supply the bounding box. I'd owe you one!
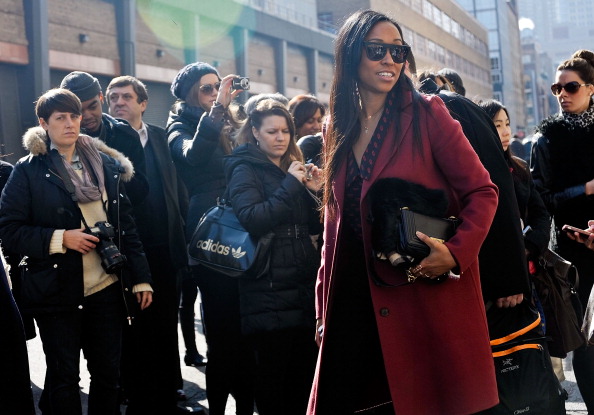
[532,248,585,358]
[188,202,273,278]
[398,208,461,260]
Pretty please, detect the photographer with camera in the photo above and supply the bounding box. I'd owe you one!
[0,88,152,414]
[167,62,254,415]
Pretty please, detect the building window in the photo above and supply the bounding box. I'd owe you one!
[318,12,334,33]
[490,57,500,70]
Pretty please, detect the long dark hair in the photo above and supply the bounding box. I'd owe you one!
[323,9,426,217]
[477,99,529,182]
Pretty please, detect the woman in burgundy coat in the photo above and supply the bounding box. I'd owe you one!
[307,10,499,415]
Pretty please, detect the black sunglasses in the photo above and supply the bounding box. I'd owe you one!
[550,81,591,95]
[363,41,410,64]
[199,82,221,94]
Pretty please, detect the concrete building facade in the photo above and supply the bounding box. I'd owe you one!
[456,0,527,134]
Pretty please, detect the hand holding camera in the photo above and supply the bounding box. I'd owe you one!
[216,74,249,109]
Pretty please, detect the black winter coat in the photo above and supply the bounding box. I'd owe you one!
[166,102,227,240]
[510,156,550,258]
[224,144,321,335]
[94,113,148,206]
[420,79,531,299]
[531,114,594,304]
[0,127,152,315]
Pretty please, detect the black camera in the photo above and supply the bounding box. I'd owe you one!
[85,221,127,274]
[232,77,250,91]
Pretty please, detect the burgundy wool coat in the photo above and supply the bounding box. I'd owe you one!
[308,94,500,415]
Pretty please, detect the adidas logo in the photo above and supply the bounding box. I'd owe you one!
[196,239,247,260]
[232,247,246,259]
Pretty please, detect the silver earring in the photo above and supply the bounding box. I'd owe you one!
[256,140,260,146]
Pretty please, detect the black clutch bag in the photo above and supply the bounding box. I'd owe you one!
[398,208,461,260]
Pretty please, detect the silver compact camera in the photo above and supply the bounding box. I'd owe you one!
[232,77,250,91]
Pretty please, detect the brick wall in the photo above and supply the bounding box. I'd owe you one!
[248,35,277,91]
[48,0,118,59]
[0,0,26,45]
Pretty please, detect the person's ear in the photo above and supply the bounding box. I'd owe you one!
[39,117,48,130]
[252,126,259,140]
[99,92,104,104]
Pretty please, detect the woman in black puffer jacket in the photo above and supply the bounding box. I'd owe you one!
[224,99,322,415]
[166,62,254,415]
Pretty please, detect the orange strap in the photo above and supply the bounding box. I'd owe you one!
[492,343,542,358]
[490,314,541,346]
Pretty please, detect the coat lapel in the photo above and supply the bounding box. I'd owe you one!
[360,105,413,202]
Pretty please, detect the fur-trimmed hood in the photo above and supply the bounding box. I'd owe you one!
[22,126,134,182]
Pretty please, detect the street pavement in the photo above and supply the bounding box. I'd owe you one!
[26,297,587,414]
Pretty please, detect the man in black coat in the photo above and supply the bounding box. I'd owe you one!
[106,75,205,415]
[418,76,531,305]
[60,71,148,206]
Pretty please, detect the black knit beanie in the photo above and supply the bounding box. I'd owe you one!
[170,62,219,100]
[60,71,102,101]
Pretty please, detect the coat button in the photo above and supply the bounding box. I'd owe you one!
[114,174,118,178]
[53,264,58,268]
[78,305,83,310]
[45,174,50,177]
[380,308,390,317]
[112,200,117,204]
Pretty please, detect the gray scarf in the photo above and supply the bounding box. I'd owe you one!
[59,135,105,203]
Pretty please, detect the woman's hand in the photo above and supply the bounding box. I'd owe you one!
[136,291,153,310]
[288,160,307,182]
[216,74,244,108]
[585,179,594,196]
[315,318,323,347]
[304,165,323,192]
[410,231,457,279]
[567,220,594,250]
[496,294,524,308]
[63,227,99,254]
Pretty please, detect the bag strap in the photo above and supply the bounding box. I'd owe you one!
[489,313,542,346]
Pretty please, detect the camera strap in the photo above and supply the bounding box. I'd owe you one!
[48,150,94,230]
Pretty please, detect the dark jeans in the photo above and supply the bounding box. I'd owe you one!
[36,283,123,415]
[179,272,201,357]
[123,247,182,415]
[249,328,318,415]
[195,267,255,415]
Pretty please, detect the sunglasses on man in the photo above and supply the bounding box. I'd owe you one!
[550,81,592,96]
[363,42,411,64]
[199,82,221,95]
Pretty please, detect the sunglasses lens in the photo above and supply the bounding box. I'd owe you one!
[551,82,583,95]
[200,83,221,94]
[365,44,387,61]
[564,82,580,93]
[389,46,409,63]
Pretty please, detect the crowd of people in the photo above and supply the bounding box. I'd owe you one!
[1,7,594,415]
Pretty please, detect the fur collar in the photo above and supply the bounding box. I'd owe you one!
[22,126,134,182]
